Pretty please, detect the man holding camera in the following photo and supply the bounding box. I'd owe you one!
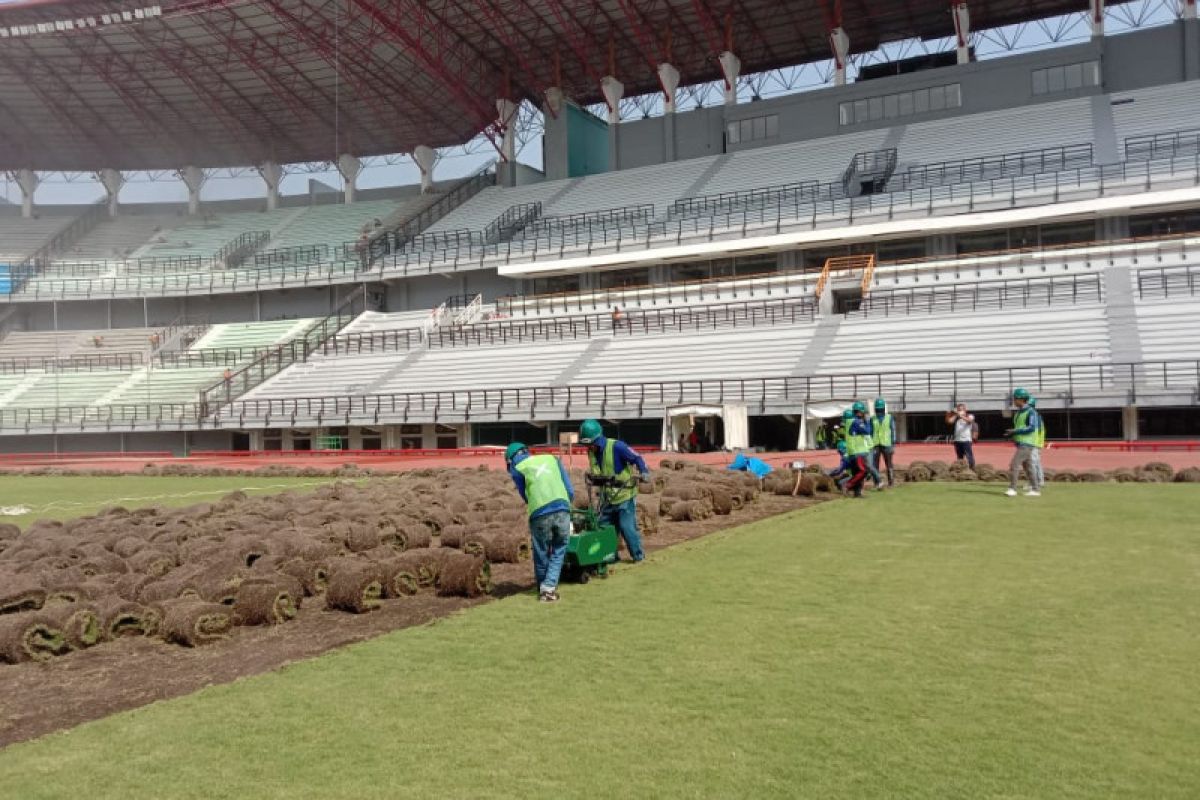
[945,403,978,468]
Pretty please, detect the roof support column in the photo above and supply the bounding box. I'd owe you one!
[601,75,624,124]
[718,51,741,105]
[98,169,124,218]
[337,154,360,204]
[413,145,437,194]
[1182,0,1196,19]
[829,27,850,87]
[951,3,972,64]
[658,63,680,114]
[14,169,38,219]
[496,99,518,163]
[258,161,283,211]
[1090,0,1105,37]
[179,166,206,215]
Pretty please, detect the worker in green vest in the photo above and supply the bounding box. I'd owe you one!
[1004,388,1044,497]
[579,418,650,562]
[843,401,874,498]
[1029,396,1047,488]
[870,398,897,489]
[506,442,574,602]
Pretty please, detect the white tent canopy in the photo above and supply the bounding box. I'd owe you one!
[661,403,749,451]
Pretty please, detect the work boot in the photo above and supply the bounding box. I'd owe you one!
[538,590,560,603]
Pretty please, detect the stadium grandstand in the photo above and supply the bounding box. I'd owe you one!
[1,0,1199,454]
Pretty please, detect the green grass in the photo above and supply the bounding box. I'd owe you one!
[1,484,1198,799]
[0,475,350,529]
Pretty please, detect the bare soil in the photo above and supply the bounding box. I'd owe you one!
[0,492,819,748]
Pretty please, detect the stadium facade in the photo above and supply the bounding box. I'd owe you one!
[1,0,1199,454]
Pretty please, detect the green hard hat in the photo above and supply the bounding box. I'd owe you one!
[852,401,867,414]
[842,409,855,421]
[874,398,886,410]
[504,442,527,463]
[579,418,603,443]
[837,441,848,455]
[1013,387,1031,401]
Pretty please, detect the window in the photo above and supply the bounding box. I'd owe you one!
[839,83,961,126]
[1032,61,1100,96]
[726,114,779,145]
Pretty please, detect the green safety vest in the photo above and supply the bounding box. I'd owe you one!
[588,439,637,505]
[1035,414,1047,448]
[846,422,873,457]
[872,413,894,448]
[1013,407,1040,448]
[515,454,570,518]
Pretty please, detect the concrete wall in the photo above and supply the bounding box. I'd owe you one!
[611,21,1198,169]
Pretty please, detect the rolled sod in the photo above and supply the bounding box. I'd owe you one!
[0,574,47,616]
[402,524,432,550]
[98,599,161,638]
[438,524,466,549]
[376,558,421,598]
[324,561,384,613]
[0,613,70,663]
[127,548,176,578]
[110,536,147,559]
[44,603,103,649]
[232,581,298,626]
[481,531,530,564]
[0,522,19,541]
[436,552,491,598]
[278,558,328,597]
[157,599,233,647]
[392,549,442,588]
[461,530,488,557]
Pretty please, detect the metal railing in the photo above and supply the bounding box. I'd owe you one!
[1136,263,1200,299]
[254,244,330,268]
[2,358,1196,431]
[851,274,1103,317]
[892,144,1094,192]
[1125,128,1200,162]
[6,151,1200,302]
[21,198,108,269]
[0,351,145,374]
[216,230,270,269]
[484,201,543,243]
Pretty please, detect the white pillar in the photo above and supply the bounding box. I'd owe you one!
[658,63,680,114]
[98,169,123,218]
[1090,0,1105,37]
[496,99,519,163]
[829,27,850,86]
[1184,0,1197,20]
[951,3,972,64]
[601,75,624,124]
[544,86,565,118]
[718,51,741,105]
[413,145,437,193]
[179,166,206,215]
[337,154,360,204]
[15,169,38,219]
[258,161,283,211]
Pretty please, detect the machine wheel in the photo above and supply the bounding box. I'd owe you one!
[578,571,591,585]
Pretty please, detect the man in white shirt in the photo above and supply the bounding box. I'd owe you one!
[945,403,977,468]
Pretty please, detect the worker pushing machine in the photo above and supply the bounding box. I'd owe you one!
[843,402,874,498]
[578,418,650,562]
[870,398,897,489]
[506,443,575,603]
[1004,388,1044,497]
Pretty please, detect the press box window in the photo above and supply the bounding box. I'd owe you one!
[840,83,961,126]
[1032,61,1100,96]
[726,114,779,145]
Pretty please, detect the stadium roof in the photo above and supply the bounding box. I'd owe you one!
[0,0,1117,172]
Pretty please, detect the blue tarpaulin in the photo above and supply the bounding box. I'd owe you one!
[727,453,772,477]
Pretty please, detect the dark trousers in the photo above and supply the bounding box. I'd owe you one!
[953,441,976,468]
[873,446,895,485]
[844,455,869,496]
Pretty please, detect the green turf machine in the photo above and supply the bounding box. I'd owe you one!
[563,474,623,583]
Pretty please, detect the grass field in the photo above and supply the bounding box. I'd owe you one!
[0,475,352,528]
[1,483,1198,798]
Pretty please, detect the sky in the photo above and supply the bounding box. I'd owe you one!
[0,1,1181,207]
